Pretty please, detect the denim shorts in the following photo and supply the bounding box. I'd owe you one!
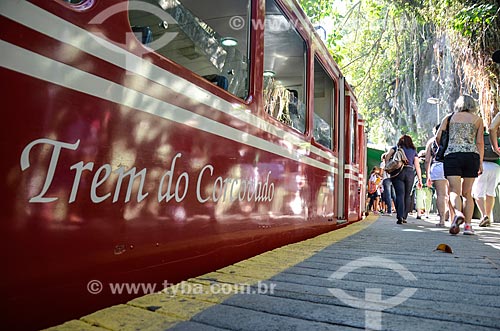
[429,161,446,181]
[444,152,480,178]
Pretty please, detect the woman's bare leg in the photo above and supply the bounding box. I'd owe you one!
[434,180,448,224]
[447,175,463,217]
[461,178,475,225]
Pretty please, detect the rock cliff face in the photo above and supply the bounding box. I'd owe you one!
[368,2,500,148]
[381,32,460,147]
[384,28,499,147]
[415,34,459,145]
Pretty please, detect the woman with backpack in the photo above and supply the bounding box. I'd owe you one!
[385,135,423,224]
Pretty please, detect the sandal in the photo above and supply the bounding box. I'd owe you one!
[435,223,445,227]
[479,216,491,227]
[449,215,465,235]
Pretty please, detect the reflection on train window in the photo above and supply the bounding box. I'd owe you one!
[263,0,306,132]
[313,57,334,150]
[128,0,250,99]
[349,107,357,163]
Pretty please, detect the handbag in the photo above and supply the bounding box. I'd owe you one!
[435,113,454,162]
[384,146,408,176]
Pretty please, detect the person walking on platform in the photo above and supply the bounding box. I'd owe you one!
[386,135,423,224]
[436,95,483,235]
[380,153,395,215]
[415,151,432,219]
[425,124,454,227]
[367,167,383,214]
[473,115,500,226]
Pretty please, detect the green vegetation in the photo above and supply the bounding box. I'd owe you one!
[299,0,500,146]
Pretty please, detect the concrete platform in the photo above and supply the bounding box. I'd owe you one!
[45,214,500,331]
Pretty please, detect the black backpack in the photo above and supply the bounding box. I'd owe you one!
[484,133,500,161]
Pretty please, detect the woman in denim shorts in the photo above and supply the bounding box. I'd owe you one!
[425,125,454,227]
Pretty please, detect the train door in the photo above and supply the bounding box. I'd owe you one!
[312,56,337,221]
[336,77,346,221]
[343,91,360,221]
[358,119,367,219]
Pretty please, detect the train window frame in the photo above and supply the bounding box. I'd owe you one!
[313,56,335,150]
[127,0,251,100]
[262,0,307,133]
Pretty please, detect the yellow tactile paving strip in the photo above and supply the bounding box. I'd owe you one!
[44,216,377,331]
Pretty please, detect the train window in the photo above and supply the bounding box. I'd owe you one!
[263,0,306,132]
[313,57,334,149]
[128,0,250,99]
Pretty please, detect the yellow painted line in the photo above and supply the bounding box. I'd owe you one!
[41,320,109,331]
[43,216,377,331]
[81,304,178,331]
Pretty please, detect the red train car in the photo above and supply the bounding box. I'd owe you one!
[0,0,366,329]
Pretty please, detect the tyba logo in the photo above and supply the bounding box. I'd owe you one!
[328,256,418,331]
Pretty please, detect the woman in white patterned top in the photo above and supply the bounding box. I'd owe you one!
[436,95,484,235]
